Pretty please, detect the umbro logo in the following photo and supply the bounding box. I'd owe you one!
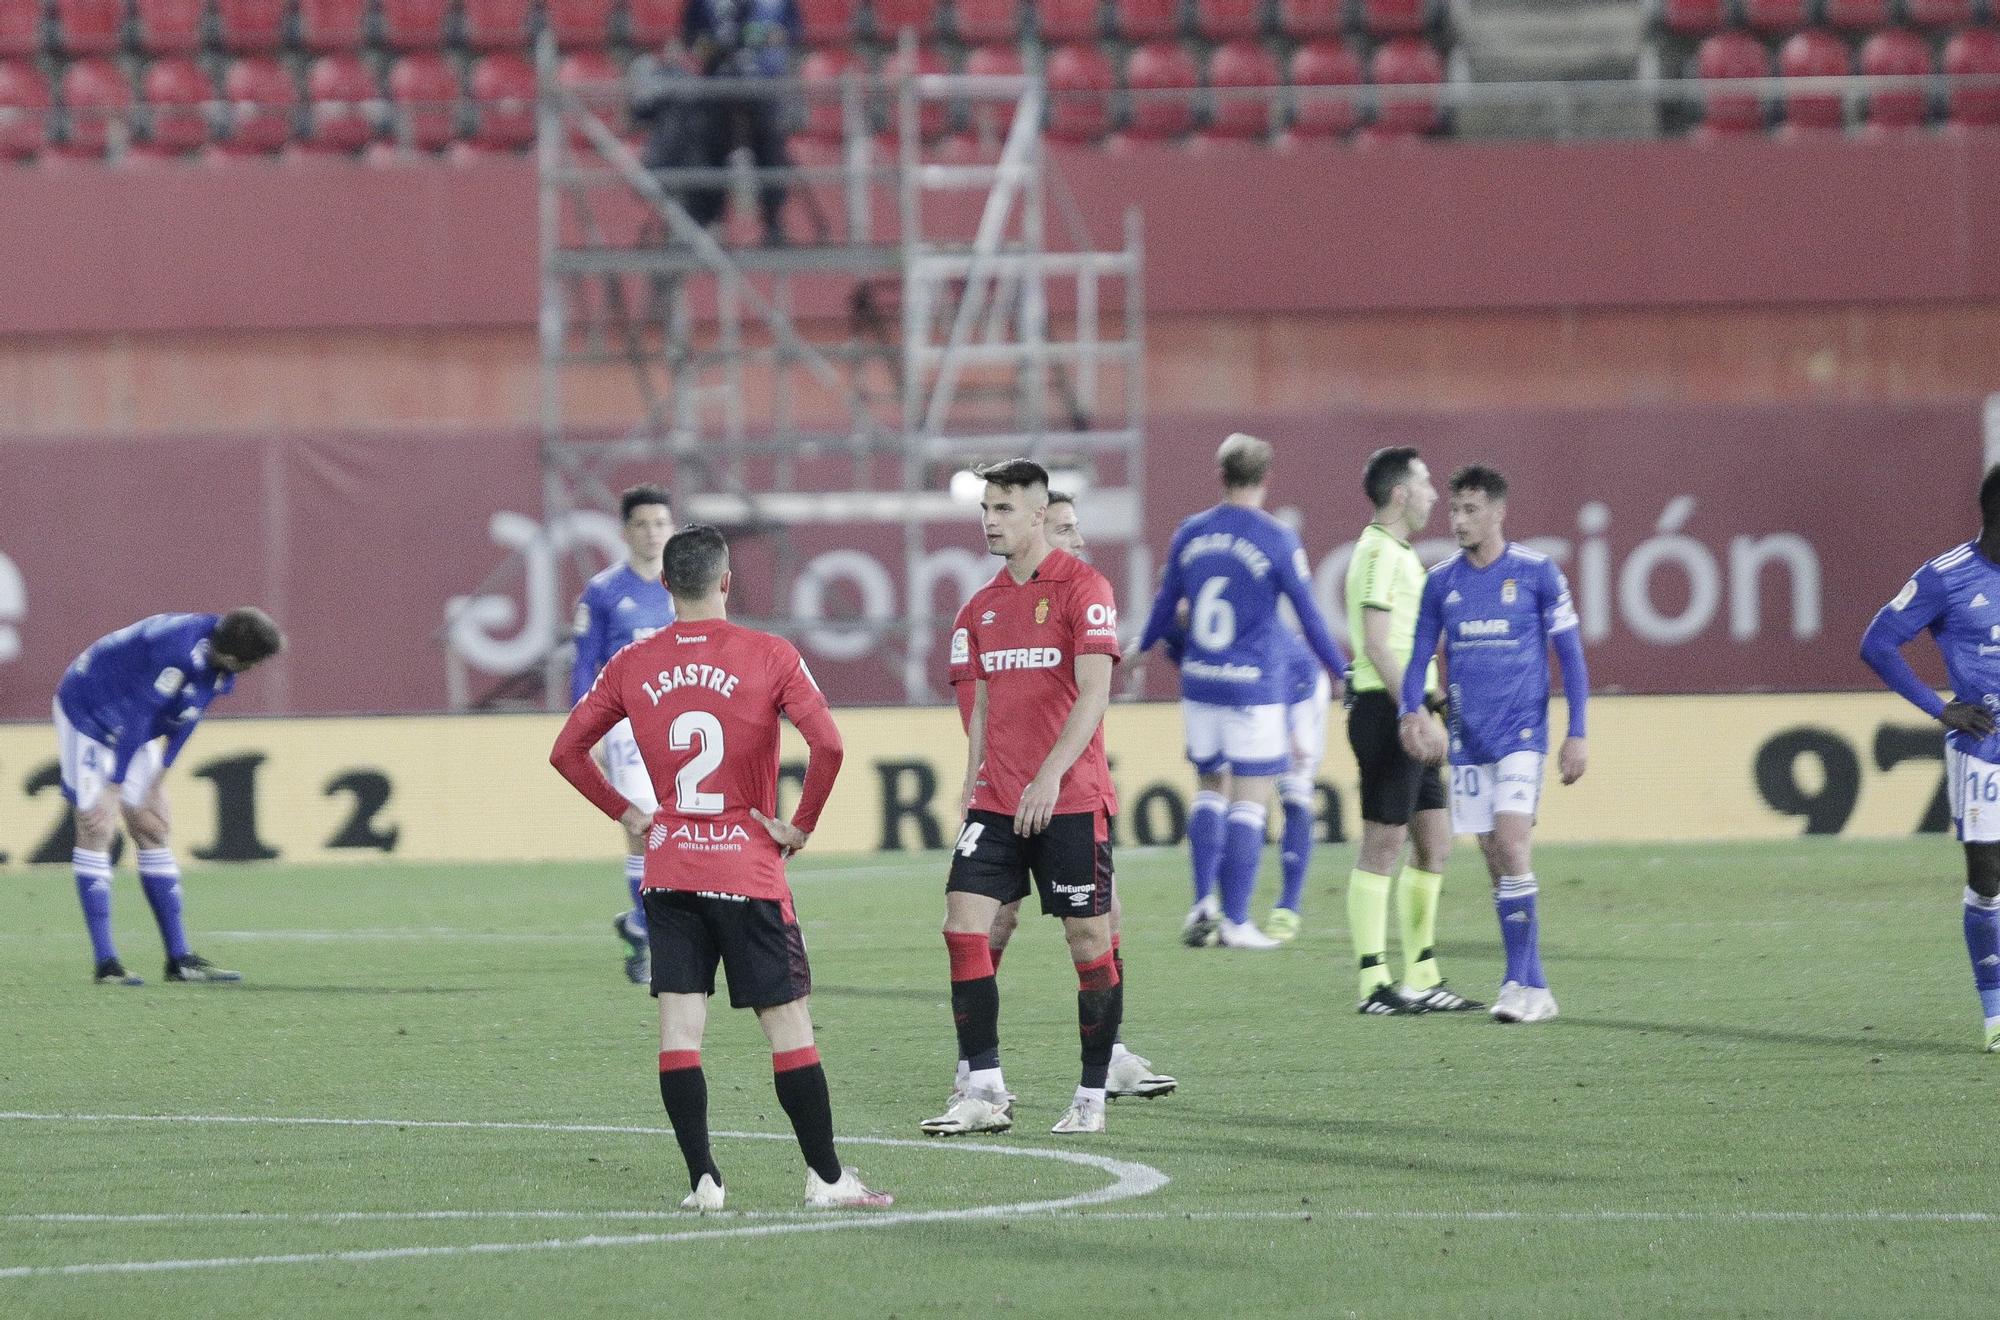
[617,597,637,611]
[1982,954,2000,967]
[1445,591,1462,605]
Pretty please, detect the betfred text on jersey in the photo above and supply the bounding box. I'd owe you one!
[641,663,742,705]
[981,647,1063,673]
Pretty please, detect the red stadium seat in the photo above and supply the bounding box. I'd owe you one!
[799,0,858,46]
[1362,0,1429,37]
[1287,37,1361,137]
[218,55,296,153]
[1034,0,1100,41]
[1044,41,1113,141]
[381,0,450,51]
[56,56,131,157]
[1368,35,1444,136]
[954,0,1018,44]
[1277,0,1343,39]
[1659,0,1728,36]
[556,48,624,144]
[963,42,1022,141]
[137,56,213,155]
[1122,40,1197,138]
[298,0,367,52]
[1821,0,1889,31]
[1205,38,1278,138]
[874,0,941,38]
[218,0,287,52]
[546,0,614,48]
[1741,0,1811,34]
[797,46,861,141]
[881,43,949,139]
[388,51,459,151]
[54,0,123,55]
[134,0,203,53]
[302,51,379,152]
[1776,29,1849,133]
[466,51,534,150]
[1860,28,1931,130]
[1112,0,1179,42]
[0,3,43,58]
[1904,0,1974,29]
[1693,30,1769,135]
[1195,0,1259,40]
[626,0,684,46]
[1944,27,2000,128]
[0,60,52,160]
[464,0,533,51]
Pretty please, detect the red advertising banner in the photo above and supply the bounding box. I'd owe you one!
[0,400,1977,719]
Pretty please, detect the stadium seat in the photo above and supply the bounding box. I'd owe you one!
[54,0,123,56]
[797,46,862,141]
[1368,35,1444,136]
[626,0,684,47]
[1045,41,1113,141]
[881,43,949,139]
[1195,0,1258,39]
[1776,29,1849,133]
[1205,38,1278,138]
[545,0,614,48]
[1944,27,2000,128]
[302,51,379,152]
[1362,0,1430,37]
[1034,0,1102,41]
[1904,0,1975,29]
[381,0,451,51]
[1277,0,1343,38]
[954,0,1018,43]
[388,51,460,151]
[1693,30,1770,135]
[218,55,297,154]
[799,0,858,46]
[1741,0,1811,34]
[133,0,203,53]
[298,0,367,52]
[464,0,534,51]
[136,55,213,156]
[1821,0,1890,31]
[1112,0,1179,42]
[0,3,43,58]
[1123,39,1197,138]
[218,0,287,52]
[1658,0,1728,35]
[963,41,1022,141]
[56,56,131,157]
[465,51,535,151]
[1287,37,1361,137]
[556,48,624,145]
[0,60,52,160]
[874,0,941,38]
[1859,28,1932,130]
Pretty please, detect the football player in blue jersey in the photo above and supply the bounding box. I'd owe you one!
[570,485,677,984]
[1136,433,1349,950]
[55,608,284,985]
[1398,465,1588,1023]
[1861,465,2000,1052]
[1264,624,1332,945]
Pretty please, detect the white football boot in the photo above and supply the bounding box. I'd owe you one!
[1217,918,1281,950]
[921,1088,1014,1136]
[805,1167,894,1209]
[1489,981,1529,1022]
[1105,1050,1177,1099]
[679,1173,725,1211]
[1050,1097,1107,1135]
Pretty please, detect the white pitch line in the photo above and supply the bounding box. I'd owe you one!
[0,1111,1168,1281]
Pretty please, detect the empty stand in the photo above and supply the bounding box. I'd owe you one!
[546,0,615,49]
[1045,41,1113,141]
[797,45,862,140]
[0,3,43,58]
[1287,37,1361,137]
[1122,39,1197,138]
[1369,34,1444,136]
[555,47,623,144]
[134,0,203,54]
[219,55,297,153]
[1362,0,1431,38]
[1905,0,1976,29]
[963,41,1021,139]
[464,0,535,51]
[297,0,368,52]
[1776,29,1849,132]
[381,0,451,51]
[1196,0,1261,41]
[467,50,535,150]
[137,55,212,155]
[1944,26,2000,127]
[303,50,379,152]
[54,0,123,56]
[218,0,288,52]
[1113,0,1180,43]
[1822,0,1891,32]
[1693,30,1769,135]
[0,60,51,159]
[388,51,459,151]
[954,0,1019,44]
[1206,37,1278,138]
[1859,27,1932,129]
[1278,0,1345,39]
[1741,0,1811,35]
[1035,0,1103,42]
[881,42,949,138]
[57,56,131,157]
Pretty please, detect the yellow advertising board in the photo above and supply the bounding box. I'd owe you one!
[0,693,1957,868]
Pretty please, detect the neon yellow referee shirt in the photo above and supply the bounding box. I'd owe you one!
[1344,522,1440,696]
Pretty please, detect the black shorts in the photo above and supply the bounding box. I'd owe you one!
[946,809,1114,919]
[1346,689,1447,827]
[643,888,812,1010]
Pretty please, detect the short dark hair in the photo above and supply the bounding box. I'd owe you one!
[976,458,1050,494]
[212,607,283,666]
[1981,465,2000,529]
[621,484,672,522]
[1218,433,1273,489]
[1046,490,1075,508]
[1449,464,1508,502]
[662,525,729,597]
[1363,446,1422,509]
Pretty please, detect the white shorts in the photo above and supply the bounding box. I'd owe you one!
[54,698,164,812]
[602,719,659,813]
[1947,744,2000,843]
[1182,700,1289,778]
[1448,751,1545,836]
[1285,673,1332,779]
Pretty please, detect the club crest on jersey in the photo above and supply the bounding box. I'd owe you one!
[1035,598,1050,625]
[1501,579,1518,604]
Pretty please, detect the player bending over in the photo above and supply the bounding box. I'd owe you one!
[925,459,1125,1137]
[552,525,891,1210]
[1399,465,1588,1024]
[1861,464,2000,1052]
[57,609,284,986]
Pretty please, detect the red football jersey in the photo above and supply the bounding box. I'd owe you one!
[961,549,1122,818]
[559,620,833,901]
[946,578,1001,731]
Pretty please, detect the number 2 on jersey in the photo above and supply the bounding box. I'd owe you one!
[669,711,726,814]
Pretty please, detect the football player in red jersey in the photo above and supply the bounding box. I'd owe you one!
[552,524,891,1211]
[923,460,1127,1137]
[942,491,1175,1111]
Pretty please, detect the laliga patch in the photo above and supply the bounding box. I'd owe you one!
[950,628,970,665]
[1890,578,1918,611]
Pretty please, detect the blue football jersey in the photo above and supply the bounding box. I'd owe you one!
[56,613,236,782]
[1407,545,1579,765]
[1863,541,2000,760]
[1276,626,1319,705]
[570,563,676,705]
[1138,504,1347,707]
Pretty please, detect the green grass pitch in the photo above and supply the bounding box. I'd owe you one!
[3,837,1998,1318]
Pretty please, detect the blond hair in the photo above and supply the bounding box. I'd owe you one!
[1217,432,1273,489]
